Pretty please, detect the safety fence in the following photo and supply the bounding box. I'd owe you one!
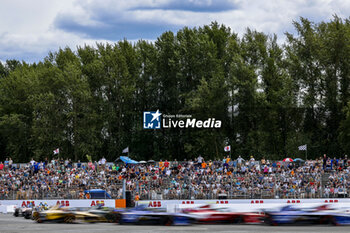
[0,185,347,201]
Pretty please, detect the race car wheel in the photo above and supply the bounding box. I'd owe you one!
[32,212,39,221]
[330,216,339,226]
[114,213,121,224]
[24,211,32,219]
[64,215,75,223]
[105,213,117,223]
[163,217,174,226]
[264,216,277,226]
[232,216,243,224]
[119,217,125,225]
[36,215,43,224]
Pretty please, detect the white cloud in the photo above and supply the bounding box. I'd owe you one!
[1,0,350,62]
[0,29,114,60]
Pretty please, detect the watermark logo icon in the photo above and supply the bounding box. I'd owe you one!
[143,110,162,129]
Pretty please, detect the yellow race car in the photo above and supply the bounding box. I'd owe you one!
[33,205,102,223]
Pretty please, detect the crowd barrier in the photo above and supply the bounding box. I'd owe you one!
[1,198,350,214]
[0,199,127,213]
[137,198,350,212]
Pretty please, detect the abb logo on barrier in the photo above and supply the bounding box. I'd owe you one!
[182,201,194,204]
[56,200,70,206]
[91,200,105,206]
[148,201,161,207]
[251,200,264,204]
[216,201,228,204]
[325,200,338,203]
[21,201,35,207]
[287,200,301,204]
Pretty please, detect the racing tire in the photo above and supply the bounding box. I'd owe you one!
[64,215,75,223]
[264,216,277,226]
[119,216,125,225]
[232,216,243,224]
[32,212,39,221]
[36,216,43,224]
[114,213,121,224]
[106,213,117,223]
[330,217,339,226]
[163,216,174,226]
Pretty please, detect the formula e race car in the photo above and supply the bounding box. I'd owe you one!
[119,205,195,225]
[33,205,103,223]
[15,202,49,219]
[14,206,32,218]
[87,206,123,223]
[328,209,350,225]
[264,205,350,226]
[182,205,263,224]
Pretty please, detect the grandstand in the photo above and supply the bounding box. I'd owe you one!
[0,156,348,201]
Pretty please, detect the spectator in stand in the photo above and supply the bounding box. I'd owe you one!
[237,156,244,168]
[249,156,255,168]
[101,157,106,169]
[172,159,178,168]
[201,160,207,169]
[345,155,348,168]
[4,158,9,170]
[30,158,36,166]
[8,157,13,169]
[197,155,203,164]
[323,154,327,170]
[164,160,169,168]
[159,160,164,169]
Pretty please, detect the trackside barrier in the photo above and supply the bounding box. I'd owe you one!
[137,198,350,212]
[0,205,15,214]
[0,198,348,214]
[0,199,116,213]
[115,199,126,208]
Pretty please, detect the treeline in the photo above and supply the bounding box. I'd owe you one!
[1,17,350,162]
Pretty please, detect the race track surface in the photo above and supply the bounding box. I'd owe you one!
[1,214,350,233]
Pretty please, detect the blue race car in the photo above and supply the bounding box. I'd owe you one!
[119,205,195,226]
[264,205,340,226]
[314,206,350,226]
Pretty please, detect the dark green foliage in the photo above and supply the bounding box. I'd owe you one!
[1,17,350,162]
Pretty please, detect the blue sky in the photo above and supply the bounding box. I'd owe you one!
[0,0,349,63]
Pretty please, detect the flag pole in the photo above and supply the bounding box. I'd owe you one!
[306,144,307,161]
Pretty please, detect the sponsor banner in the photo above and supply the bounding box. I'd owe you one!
[0,199,115,208]
[143,110,222,129]
[138,198,350,210]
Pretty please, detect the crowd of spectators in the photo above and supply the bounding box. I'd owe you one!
[0,157,122,200]
[0,154,348,200]
[135,155,349,200]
